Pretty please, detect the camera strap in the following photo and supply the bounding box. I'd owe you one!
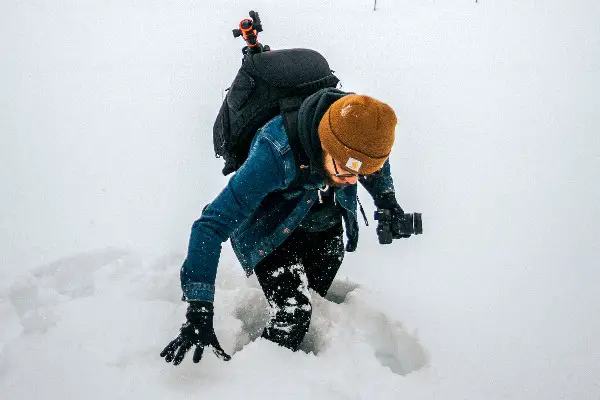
[357,196,369,226]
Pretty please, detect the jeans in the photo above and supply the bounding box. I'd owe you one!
[254,223,345,350]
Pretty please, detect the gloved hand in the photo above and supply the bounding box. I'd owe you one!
[160,301,231,365]
[374,192,411,240]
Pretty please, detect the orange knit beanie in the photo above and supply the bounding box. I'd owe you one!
[318,94,397,175]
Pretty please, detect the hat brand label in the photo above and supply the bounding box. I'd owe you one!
[346,157,362,172]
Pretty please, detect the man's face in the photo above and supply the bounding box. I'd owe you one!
[322,152,359,188]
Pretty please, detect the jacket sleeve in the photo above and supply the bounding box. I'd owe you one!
[181,134,288,302]
[358,159,396,204]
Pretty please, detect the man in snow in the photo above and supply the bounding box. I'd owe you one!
[161,91,408,365]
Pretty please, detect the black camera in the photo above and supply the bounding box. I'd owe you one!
[374,209,423,244]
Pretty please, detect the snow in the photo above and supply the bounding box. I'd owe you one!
[1,0,600,399]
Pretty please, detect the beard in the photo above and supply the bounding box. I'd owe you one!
[324,172,351,188]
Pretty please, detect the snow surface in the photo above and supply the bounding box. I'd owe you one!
[2,0,600,399]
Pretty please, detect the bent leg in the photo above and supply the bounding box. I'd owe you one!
[301,223,345,297]
[254,234,312,351]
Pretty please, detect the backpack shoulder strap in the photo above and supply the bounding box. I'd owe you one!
[279,97,311,186]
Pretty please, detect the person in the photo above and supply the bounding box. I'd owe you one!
[160,90,408,365]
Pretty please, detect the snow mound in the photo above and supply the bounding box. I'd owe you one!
[1,248,427,399]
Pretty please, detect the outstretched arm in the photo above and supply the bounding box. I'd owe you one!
[181,133,289,303]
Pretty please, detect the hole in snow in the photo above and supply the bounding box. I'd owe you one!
[324,279,360,304]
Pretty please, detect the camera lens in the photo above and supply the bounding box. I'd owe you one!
[414,213,423,235]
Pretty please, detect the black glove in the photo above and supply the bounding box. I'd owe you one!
[160,301,231,365]
[374,192,411,240]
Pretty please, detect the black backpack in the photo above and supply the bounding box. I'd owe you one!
[213,48,339,176]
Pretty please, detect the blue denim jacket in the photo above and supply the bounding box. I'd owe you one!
[181,116,396,302]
